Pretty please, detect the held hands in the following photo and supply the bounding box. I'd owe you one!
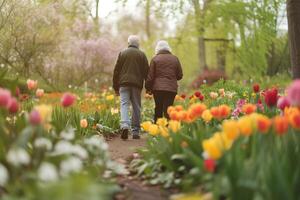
[115,90,120,96]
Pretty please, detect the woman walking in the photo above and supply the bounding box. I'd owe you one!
[146,40,183,122]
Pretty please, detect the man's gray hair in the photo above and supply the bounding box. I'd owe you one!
[128,35,140,47]
[155,40,171,54]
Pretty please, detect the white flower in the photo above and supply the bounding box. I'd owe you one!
[54,140,74,155]
[38,162,58,182]
[54,141,88,160]
[60,157,82,176]
[84,135,108,151]
[72,145,88,160]
[60,127,75,140]
[0,164,9,186]
[34,138,52,150]
[6,148,30,167]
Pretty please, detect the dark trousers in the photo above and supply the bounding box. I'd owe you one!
[153,90,176,122]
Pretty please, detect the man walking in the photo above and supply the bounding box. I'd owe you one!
[113,35,149,140]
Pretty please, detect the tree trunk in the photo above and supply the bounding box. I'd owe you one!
[198,36,207,70]
[193,0,208,71]
[145,0,151,39]
[287,0,300,79]
[94,0,100,32]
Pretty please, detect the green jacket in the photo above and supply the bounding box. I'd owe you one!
[113,45,149,91]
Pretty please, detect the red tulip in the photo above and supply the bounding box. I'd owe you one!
[253,84,260,93]
[264,88,278,107]
[8,98,19,114]
[180,94,186,99]
[61,93,76,107]
[204,159,216,173]
[198,94,204,101]
[194,91,201,98]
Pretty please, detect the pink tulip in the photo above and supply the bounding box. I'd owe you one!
[36,89,44,98]
[277,96,290,111]
[8,98,19,114]
[29,110,42,125]
[287,79,300,106]
[61,93,76,107]
[0,88,11,108]
[27,79,38,90]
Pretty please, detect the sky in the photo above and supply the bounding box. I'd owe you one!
[97,1,288,32]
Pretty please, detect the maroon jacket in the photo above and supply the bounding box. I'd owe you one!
[146,50,183,93]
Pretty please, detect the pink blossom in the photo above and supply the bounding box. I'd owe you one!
[29,110,42,125]
[0,88,11,108]
[36,89,45,98]
[61,93,76,107]
[277,96,290,111]
[8,98,19,114]
[27,79,38,90]
[287,79,300,106]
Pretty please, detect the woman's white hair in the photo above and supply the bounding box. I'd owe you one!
[128,35,140,47]
[155,40,171,54]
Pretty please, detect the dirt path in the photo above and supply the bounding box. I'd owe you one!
[107,134,173,200]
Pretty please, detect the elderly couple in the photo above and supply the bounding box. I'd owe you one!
[113,35,183,140]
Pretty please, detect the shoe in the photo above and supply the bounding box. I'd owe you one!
[132,135,140,139]
[121,128,129,140]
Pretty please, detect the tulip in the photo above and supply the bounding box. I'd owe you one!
[8,98,19,114]
[168,120,181,133]
[253,84,260,93]
[80,119,88,128]
[264,88,278,107]
[61,93,76,107]
[286,79,300,106]
[148,124,159,136]
[223,120,240,140]
[27,79,38,90]
[242,104,257,115]
[277,96,290,111]
[0,88,11,108]
[238,116,254,136]
[202,109,213,123]
[273,116,289,135]
[219,105,231,119]
[180,94,186,99]
[34,105,52,124]
[256,114,271,133]
[202,139,222,160]
[204,159,216,173]
[156,118,168,127]
[36,89,45,98]
[194,91,201,98]
[141,121,152,132]
[29,110,42,125]
[289,112,300,129]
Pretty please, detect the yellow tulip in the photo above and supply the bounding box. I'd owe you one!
[34,104,52,124]
[168,120,181,133]
[222,120,240,140]
[212,132,233,150]
[156,118,168,127]
[105,95,114,101]
[201,109,213,123]
[141,121,152,132]
[202,139,222,160]
[238,116,254,136]
[148,124,159,136]
[159,126,169,137]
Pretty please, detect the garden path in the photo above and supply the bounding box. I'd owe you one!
[107,134,174,200]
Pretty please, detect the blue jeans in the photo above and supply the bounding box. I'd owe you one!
[119,86,141,135]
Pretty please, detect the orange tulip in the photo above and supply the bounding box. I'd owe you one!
[289,112,300,129]
[242,104,257,115]
[189,103,207,118]
[256,115,272,133]
[273,116,289,135]
[219,105,231,119]
[210,106,220,119]
[175,105,184,112]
